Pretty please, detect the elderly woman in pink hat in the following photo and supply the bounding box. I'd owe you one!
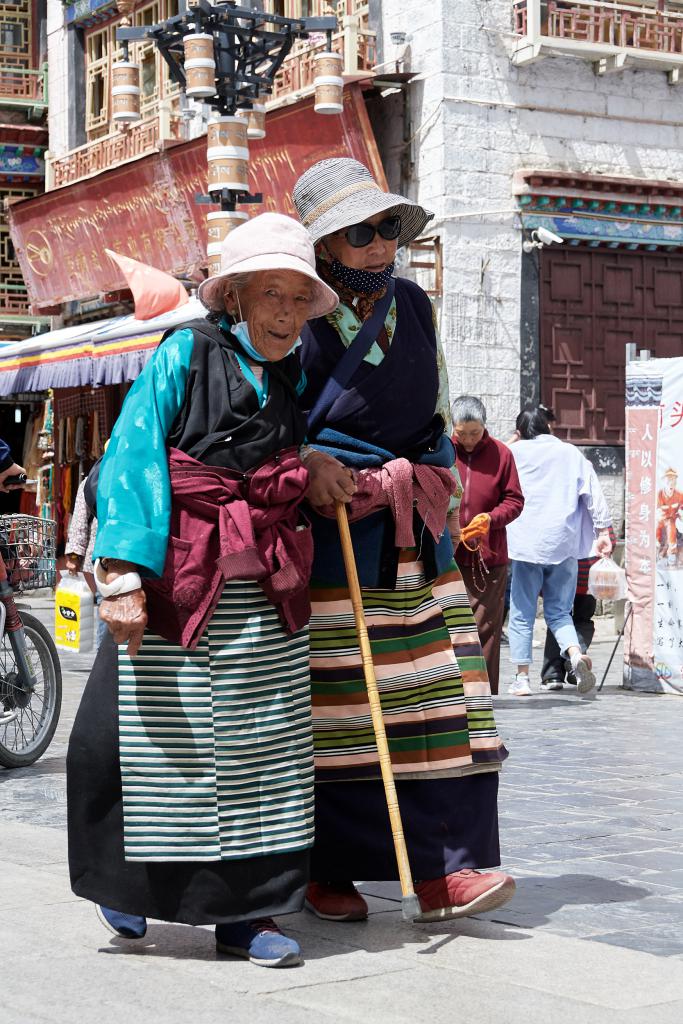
[67,213,355,968]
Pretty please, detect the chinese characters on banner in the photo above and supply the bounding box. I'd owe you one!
[625,358,683,694]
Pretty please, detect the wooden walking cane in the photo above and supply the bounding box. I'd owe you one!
[335,500,422,923]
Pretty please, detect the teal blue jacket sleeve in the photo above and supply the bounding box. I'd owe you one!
[93,329,194,577]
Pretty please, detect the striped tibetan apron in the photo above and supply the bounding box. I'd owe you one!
[118,581,314,862]
[309,551,507,781]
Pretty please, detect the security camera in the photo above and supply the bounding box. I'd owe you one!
[534,227,564,246]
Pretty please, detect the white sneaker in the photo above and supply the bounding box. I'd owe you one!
[508,674,532,697]
[569,653,596,695]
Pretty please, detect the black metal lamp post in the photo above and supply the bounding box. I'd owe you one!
[116,1,339,232]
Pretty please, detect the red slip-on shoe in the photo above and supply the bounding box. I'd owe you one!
[415,869,516,922]
[304,881,369,921]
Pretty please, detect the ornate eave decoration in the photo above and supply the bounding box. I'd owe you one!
[64,0,118,29]
[515,169,683,250]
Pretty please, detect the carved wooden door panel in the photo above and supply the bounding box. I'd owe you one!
[540,248,683,444]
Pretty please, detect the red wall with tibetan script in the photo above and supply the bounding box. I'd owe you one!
[9,85,384,310]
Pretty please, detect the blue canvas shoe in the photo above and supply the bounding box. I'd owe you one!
[215,918,301,967]
[96,904,147,939]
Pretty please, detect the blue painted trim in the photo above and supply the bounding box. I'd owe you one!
[523,212,683,249]
[65,0,116,27]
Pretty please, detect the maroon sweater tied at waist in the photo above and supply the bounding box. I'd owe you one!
[143,446,312,649]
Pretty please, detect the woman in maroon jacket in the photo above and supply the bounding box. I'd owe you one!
[452,396,524,693]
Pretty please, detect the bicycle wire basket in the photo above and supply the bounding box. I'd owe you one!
[0,515,57,592]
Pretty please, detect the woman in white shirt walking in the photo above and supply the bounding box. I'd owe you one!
[506,408,612,697]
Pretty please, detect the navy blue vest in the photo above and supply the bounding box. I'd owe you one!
[299,277,443,458]
[299,278,452,587]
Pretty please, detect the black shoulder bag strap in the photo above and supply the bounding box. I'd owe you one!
[307,277,396,436]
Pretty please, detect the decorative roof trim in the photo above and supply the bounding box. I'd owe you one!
[64,0,117,29]
[516,169,683,250]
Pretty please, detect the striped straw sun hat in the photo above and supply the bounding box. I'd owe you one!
[292,158,433,250]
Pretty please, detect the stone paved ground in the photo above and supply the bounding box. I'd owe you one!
[2,599,682,1022]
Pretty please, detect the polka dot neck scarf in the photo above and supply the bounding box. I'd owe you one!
[329,259,395,295]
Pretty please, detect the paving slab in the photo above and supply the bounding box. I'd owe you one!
[2,621,683,1021]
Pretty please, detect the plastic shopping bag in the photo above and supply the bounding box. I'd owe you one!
[587,556,626,602]
[55,573,95,654]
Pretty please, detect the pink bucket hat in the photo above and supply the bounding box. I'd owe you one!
[198,212,338,317]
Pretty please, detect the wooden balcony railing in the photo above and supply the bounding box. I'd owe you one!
[0,65,48,106]
[0,282,31,316]
[513,1,683,68]
[47,111,184,191]
[271,8,377,103]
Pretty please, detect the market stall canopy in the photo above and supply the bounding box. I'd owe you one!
[0,298,204,397]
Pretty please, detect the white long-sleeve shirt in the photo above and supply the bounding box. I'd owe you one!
[506,434,612,564]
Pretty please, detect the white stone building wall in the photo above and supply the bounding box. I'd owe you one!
[46,0,70,160]
[376,0,683,447]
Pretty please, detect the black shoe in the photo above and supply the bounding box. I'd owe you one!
[540,678,564,691]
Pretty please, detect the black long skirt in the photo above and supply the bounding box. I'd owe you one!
[311,773,500,882]
[66,635,309,925]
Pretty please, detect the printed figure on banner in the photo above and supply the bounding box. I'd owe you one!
[656,466,683,569]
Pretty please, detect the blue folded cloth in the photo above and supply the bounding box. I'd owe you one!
[310,427,455,469]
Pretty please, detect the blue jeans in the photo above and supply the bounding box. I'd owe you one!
[508,558,580,665]
[95,591,109,650]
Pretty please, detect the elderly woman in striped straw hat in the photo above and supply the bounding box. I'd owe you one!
[66,213,356,968]
[291,158,514,923]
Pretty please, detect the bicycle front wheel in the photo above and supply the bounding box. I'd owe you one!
[0,611,62,768]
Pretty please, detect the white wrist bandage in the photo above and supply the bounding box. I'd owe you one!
[94,559,142,598]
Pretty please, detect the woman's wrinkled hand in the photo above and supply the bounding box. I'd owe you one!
[99,589,148,657]
[305,451,357,507]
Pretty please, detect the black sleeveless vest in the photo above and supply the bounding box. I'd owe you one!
[165,318,306,474]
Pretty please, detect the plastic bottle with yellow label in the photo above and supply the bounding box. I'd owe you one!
[54,573,94,654]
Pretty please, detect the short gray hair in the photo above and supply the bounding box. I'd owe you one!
[221,272,251,293]
[451,395,487,426]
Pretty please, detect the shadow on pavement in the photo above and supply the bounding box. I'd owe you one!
[493,697,599,710]
[481,873,651,929]
[95,910,531,963]
[1,754,67,777]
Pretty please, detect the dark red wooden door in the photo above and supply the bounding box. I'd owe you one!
[540,247,683,444]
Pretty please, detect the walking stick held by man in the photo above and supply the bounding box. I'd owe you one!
[335,500,421,922]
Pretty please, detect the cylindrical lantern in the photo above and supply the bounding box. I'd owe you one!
[207,151,250,194]
[207,116,249,195]
[236,103,266,140]
[183,32,214,62]
[314,51,343,115]
[207,115,248,151]
[206,210,248,244]
[112,62,141,123]
[184,33,216,99]
[185,58,216,98]
[207,242,223,277]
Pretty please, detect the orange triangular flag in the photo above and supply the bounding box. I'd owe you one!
[105,249,189,321]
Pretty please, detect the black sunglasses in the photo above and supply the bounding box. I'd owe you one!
[341,215,402,248]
